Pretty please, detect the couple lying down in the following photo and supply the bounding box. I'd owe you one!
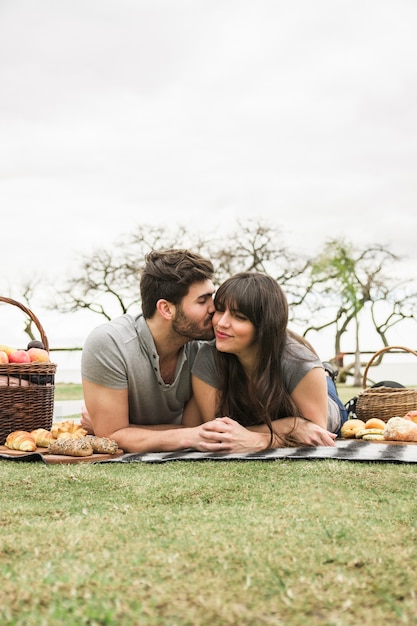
[81,250,348,454]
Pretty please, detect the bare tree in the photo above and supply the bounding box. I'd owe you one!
[303,238,417,383]
[52,220,309,322]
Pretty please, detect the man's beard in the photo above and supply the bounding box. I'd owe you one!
[172,306,214,341]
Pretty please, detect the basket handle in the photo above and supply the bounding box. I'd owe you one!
[0,296,50,352]
[362,345,417,389]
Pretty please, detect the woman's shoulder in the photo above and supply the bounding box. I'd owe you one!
[284,333,321,365]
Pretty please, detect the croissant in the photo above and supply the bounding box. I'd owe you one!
[5,430,37,452]
[51,420,87,440]
[31,428,54,448]
[47,438,93,457]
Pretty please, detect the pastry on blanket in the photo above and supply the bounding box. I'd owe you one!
[84,435,119,454]
[383,416,417,442]
[365,418,386,430]
[51,420,87,440]
[340,419,366,439]
[31,428,54,448]
[355,427,385,439]
[47,438,94,457]
[403,410,417,424]
[5,430,37,452]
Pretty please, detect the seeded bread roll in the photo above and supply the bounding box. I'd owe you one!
[84,436,119,454]
[47,438,93,457]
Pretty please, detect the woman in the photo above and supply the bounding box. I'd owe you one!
[191,272,348,453]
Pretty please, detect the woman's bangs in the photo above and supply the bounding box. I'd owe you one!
[215,279,256,319]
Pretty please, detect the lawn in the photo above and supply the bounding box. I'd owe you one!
[3,382,414,624]
[1,457,417,625]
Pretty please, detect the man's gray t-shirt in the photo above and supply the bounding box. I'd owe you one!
[191,336,341,432]
[81,314,201,425]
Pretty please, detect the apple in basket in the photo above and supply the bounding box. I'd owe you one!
[8,350,31,364]
[27,347,50,363]
[0,344,17,355]
[0,350,8,364]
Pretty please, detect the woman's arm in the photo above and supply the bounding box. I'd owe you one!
[290,367,329,429]
[192,375,218,422]
[192,369,336,452]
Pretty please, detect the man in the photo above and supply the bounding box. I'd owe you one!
[81,248,336,453]
[81,248,216,452]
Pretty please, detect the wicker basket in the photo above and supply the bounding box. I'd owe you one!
[355,345,417,423]
[0,297,57,445]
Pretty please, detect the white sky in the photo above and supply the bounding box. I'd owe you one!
[1,0,417,360]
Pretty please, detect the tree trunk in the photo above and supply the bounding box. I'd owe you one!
[353,315,362,386]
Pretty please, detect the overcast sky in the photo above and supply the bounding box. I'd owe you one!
[1,0,417,355]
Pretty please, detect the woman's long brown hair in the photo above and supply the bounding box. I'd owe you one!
[214,272,314,439]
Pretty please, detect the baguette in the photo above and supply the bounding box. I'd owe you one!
[47,438,93,457]
[84,435,119,454]
[5,430,37,452]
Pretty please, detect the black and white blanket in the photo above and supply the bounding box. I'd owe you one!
[2,440,417,464]
[106,439,417,464]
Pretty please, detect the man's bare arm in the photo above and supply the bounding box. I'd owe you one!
[81,379,202,453]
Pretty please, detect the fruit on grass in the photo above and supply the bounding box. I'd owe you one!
[0,350,9,364]
[8,350,31,364]
[340,419,366,438]
[27,347,50,363]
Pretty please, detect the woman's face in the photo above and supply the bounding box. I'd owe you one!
[212,305,257,358]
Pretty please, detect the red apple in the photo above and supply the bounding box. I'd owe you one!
[0,350,9,364]
[8,350,31,364]
[27,347,50,363]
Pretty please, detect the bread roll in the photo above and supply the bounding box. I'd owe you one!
[84,435,119,454]
[403,410,417,424]
[383,417,417,442]
[47,438,93,457]
[340,419,366,439]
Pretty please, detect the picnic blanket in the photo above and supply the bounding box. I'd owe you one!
[2,440,417,464]
[105,439,417,464]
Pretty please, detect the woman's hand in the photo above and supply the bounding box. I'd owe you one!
[251,417,337,447]
[193,416,337,453]
[195,417,271,454]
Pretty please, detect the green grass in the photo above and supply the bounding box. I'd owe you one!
[2,383,416,624]
[1,460,417,625]
[55,383,361,405]
[54,383,83,401]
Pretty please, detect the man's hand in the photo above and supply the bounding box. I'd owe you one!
[195,417,270,454]
[193,415,337,453]
[80,404,95,435]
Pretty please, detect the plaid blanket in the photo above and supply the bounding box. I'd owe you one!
[106,439,417,464]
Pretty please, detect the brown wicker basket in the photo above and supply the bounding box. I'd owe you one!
[355,345,417,423]
[0,297,57,445]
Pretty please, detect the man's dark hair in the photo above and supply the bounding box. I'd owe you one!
[140,249,214,318]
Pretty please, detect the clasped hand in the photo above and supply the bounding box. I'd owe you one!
[194,416,336,453]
